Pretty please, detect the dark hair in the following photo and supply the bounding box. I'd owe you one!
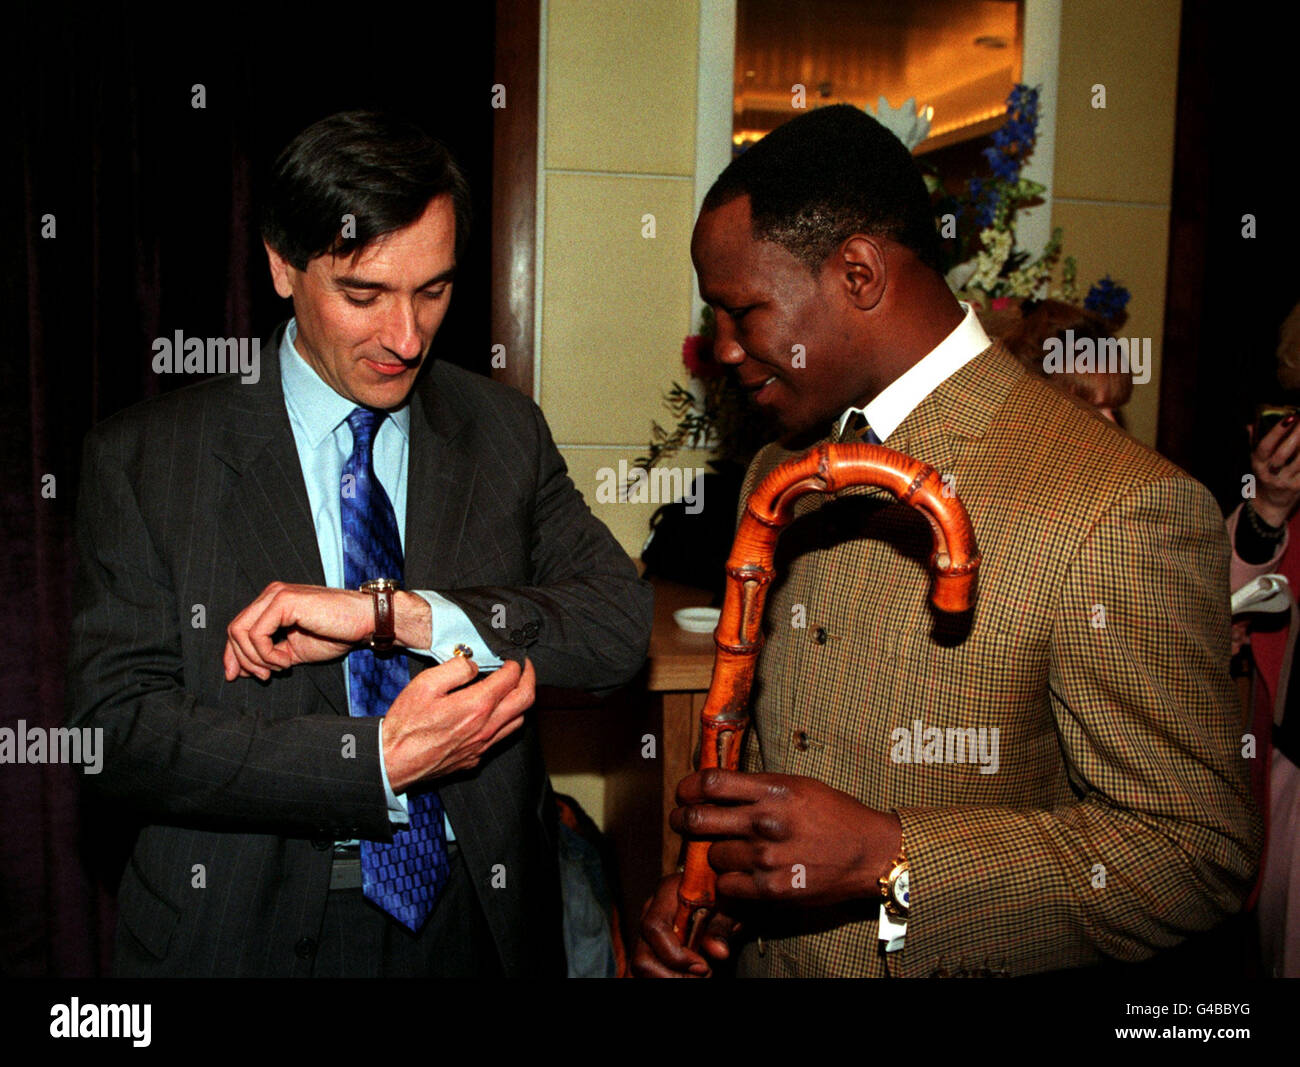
[260,110,471,271]
[703,104,942,274]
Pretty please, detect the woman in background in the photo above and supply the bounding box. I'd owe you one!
[1227,307,1300,977]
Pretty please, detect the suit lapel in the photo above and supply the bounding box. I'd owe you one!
[401,366,488,840]
[887,392,958,484]
[404,366,478,593]
[213,323,347,716]
[887,341,1025,476]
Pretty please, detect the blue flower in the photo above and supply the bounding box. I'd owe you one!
[983,145,1020,182]
[977,84,1040,189]
[1003,87,1038,137]
[1007,84,1039,127]
[967,177,998,227]
[1084,276,1131,319]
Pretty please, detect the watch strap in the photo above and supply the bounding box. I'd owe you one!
[361,579,398,651]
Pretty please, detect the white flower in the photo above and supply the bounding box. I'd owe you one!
[967,228,1012,293]
[946,260,979,292]
[869,96,932,153]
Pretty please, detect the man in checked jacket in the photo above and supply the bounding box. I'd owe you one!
[634,105,1260,978]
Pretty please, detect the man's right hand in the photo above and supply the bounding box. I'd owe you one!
[631,872,741,978]
[382,656,535,791]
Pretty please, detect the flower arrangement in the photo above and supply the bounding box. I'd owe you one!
[940,84,1130,317]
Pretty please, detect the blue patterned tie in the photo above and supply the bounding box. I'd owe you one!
[341,406,449,931]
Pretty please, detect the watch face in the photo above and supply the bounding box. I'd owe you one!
[893,869,910,912]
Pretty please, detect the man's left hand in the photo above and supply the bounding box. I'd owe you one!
[223,582,394,680]
[670,769,901,908]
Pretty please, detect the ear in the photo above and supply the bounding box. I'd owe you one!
[263,239,296,300]
[837,235,887,311]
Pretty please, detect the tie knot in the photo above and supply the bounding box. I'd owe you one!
[838,410,880,445]
[347,407,384,456]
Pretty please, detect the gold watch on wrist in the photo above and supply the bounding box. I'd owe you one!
[878,843,910,920]
[360,578,400,651]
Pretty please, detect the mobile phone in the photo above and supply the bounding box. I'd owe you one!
[1253,404,1300,447]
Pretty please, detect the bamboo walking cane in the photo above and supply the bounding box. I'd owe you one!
[672,441,981,948]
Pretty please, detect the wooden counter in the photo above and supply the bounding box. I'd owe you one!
[603,577,719,932]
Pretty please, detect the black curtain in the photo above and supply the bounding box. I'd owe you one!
[5,2,496,976]
[1161,1,1300,507]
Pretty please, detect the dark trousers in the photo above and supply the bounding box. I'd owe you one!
[313,845,503,977]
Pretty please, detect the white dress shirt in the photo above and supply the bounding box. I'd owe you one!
[835,302,990,442]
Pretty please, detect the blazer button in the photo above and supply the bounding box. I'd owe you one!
[792,729,810,751]
[814,627,828,645]
[508,628,524,644]
[295,937,317,959]
[311,838,331,851]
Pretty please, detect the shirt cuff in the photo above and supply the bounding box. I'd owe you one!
[411,589,505,668]
[376,719,410,827]
[375,721,458,842]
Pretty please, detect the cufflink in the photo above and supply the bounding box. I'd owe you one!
[452,643,474,659]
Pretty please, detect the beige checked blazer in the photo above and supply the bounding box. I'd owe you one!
[732,343,1261,977]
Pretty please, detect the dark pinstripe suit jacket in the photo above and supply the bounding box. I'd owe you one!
[66,324,652,976]
[732,343,1260,977]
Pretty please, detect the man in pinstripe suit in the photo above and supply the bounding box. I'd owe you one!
[635,105,1259,978]
[68,112,651,976]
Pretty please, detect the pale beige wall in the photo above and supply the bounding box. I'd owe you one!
[542,0,708,561]
[539,0,708,825]
[1052,0,1181,446]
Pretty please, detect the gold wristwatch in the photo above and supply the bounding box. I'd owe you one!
[878,844,910,919]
